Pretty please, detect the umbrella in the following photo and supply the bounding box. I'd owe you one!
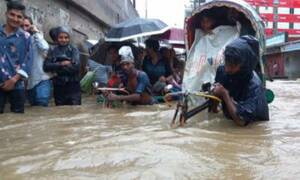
[151,28,185,48]
[105,18,170,42]
[89,39,140,65]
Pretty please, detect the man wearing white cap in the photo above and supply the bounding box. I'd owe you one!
[106,46,154,105]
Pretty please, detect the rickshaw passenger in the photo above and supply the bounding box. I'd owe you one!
[142,39,172,85]
[183,12,239,92]
[199,14,216,34]
[211,36,269,126]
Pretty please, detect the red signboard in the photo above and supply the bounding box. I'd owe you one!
[260,14,300,23]
[244,0,300,36]
[265,28,300,36]
[245,0,300,8]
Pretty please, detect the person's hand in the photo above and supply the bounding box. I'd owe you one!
[102,90,110,97]
[159,76,166,82]
[212,83,228,99]
[60,61,71,66]
[107,93,119,101]
[30,25,39,33]
[118,83,124,88]
[1,77,18,91]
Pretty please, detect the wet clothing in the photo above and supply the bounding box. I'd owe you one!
[215,36,269,124]
[0,25,31,89]
[27,32,51,106]
[27,32,50,90]
[53,82,81,105]
[142,56,172,85]
[125,70,154,105]
[27,80,51,107]
[44,45,80,85]
[44,44,81,105]
[0,25,31,113]
[0,89,25,113]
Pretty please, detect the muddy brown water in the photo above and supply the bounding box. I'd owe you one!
[0,80,300,179]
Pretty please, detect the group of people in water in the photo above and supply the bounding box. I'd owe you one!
[0,1,269,126]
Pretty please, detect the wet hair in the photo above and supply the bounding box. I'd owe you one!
[6,1,25,12]
[145,39,159,51]
[159,47,169,55]
[107,45,119,52]
[135,46,144,54]
[225,54,241,66]
[24,15,33,24]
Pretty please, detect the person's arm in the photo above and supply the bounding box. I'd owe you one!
[212,83,247,126]
[32,31,49,55]
[43,49,62,72]
[2,34,32,91]
[165,61,173,77]
[107,93,141,102]
[107,72,149,102]
[59,47,80,75]
[1,74,21,91]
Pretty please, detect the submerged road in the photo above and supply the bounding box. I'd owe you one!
[0,80,300,179]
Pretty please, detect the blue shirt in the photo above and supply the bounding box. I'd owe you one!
[142,57,172,85]
[0,25,32,89]
[135,71,151,94]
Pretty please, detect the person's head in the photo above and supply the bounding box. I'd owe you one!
[200,15,215,33]
[224,36,259,79]
[160,47,171,60]
[5,1,26,29]
[224,55,242,75]
[22,15,33,32]
[170,48,176,58]
[107,45,120,64]
[136,46,146,60]
[145,39,159,55]
[119,46,135,74]
[56,26,71,46]
[227,8,240,23]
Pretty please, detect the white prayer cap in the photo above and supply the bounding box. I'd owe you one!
[119,46,134,64]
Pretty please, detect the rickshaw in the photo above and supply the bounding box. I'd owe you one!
[171,0,269,126]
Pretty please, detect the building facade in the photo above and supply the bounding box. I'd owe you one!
[185,0,300,79]
[0,0,139,45]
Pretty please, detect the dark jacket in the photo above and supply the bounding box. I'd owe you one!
[44,44,80,85]
[215,36,269,123]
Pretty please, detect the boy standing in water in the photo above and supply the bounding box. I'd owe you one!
[0,1,31,113]
[44,27,81,105]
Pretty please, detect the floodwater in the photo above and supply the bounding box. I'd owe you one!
[0,80,300,179]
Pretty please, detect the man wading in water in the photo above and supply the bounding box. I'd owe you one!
[105,46,155,105]
[211,36,269,126]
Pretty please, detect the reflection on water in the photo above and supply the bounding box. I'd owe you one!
[1,80,300,179]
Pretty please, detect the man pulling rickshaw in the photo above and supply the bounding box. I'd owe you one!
[171,0,270,126]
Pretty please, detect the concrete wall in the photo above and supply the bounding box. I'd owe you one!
[0,0,138,44]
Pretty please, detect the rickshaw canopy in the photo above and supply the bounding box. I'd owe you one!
[185,0,265,54]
